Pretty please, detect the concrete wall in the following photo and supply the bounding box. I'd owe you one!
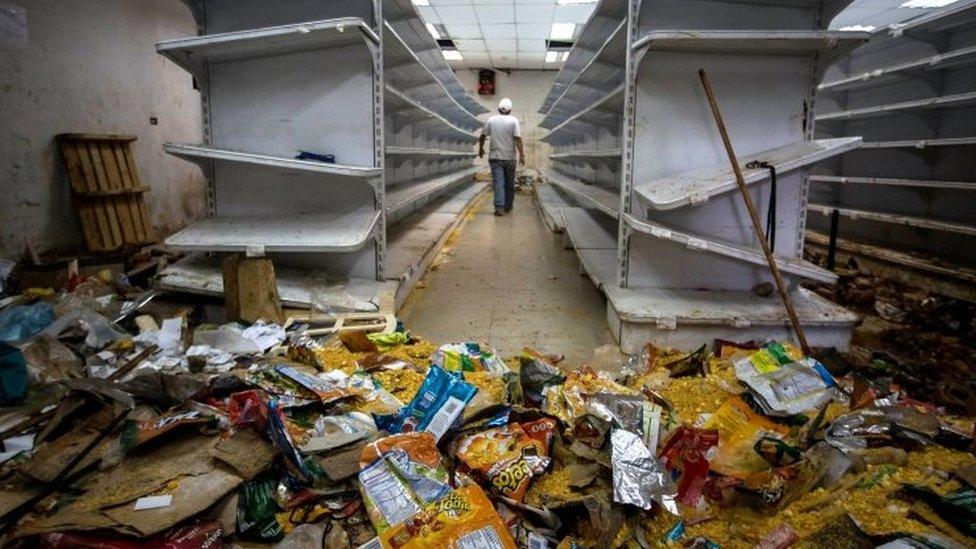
[455,69,554,172]
[0,0,205,257]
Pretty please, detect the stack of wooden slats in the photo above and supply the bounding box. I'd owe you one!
[57,134,154,252]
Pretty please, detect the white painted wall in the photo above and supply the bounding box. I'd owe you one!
[455,69,555,171]
[0,0,205,256]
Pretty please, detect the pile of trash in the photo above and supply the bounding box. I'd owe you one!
[0,273,973,548]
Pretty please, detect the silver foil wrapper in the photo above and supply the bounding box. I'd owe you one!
[610,428,678,514]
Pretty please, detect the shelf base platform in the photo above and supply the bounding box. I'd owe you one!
[805,231,976,303]
[386,182,488,309]
[157,254,396,313]
[157,183,489,313]
[534,183,578,233]
[543,170,619,219]
[386,168,478,224]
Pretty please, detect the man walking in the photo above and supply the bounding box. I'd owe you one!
[478,98,524,216]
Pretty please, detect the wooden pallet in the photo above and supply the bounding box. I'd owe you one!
[57,133,154,252]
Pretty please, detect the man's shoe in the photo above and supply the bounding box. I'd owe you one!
[494,208,504,216]
[504,207,513,213]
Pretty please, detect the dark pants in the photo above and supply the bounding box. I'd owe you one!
[489,159,516,210]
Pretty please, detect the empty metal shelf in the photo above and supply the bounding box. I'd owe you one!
[623,214,836,283]
[550,148,623,159]
[544,170,620,219]
[808,204,976,236]
[859,137,976,149]
[386,168,478,221]
[809,175,976,190]
[385,146,476,157]
[633,137,861,210]
[819,45,976,93]
[165,210,382,253]
[164,143,381,178]
[817,91,976,122]
[157,18,378,84]
[633,30,869,65]
[385,85,476,142]
[543,85,625,143]
[563,208,619,250]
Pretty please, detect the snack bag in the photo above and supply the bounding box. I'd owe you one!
[358,433,452,534]
[432,342,509,374]
[456,419,555,502]
[380,485,517,549]
[374,366,477,442]
[703,397,789,478]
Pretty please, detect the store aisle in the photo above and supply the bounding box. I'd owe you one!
[399,186,615,367]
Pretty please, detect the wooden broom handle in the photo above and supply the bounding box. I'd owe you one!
[697,69,812,354]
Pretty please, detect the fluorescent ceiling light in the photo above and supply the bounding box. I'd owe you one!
[442,50,463,61]
[412,0,430,6]
[556,0,597,4]
[550,23,576,41]
[901,0,958,7]
[561,51,570,61]
[545,51,559,63]
[839,24,876,31]
[425,22,440,40]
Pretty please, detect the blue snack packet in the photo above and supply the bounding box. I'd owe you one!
[375,366,477,442]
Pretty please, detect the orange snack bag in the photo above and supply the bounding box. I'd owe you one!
[456,420,555,502]
[380,485,517,549]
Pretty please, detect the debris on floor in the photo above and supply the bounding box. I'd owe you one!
[0,264,973,549]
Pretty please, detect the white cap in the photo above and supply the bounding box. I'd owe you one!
[498,98,513,113]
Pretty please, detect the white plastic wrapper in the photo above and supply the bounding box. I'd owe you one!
[610,429,678,514]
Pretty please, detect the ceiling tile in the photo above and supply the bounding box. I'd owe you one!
[517,40,547,52]
[486,38,519,50]
[433,5,478,23]
[516,23,551,38]
[417,6,440,23]
[515,3,554,22]
[481,24,517,38]
[442,23,482,39]
[475,3,516,23]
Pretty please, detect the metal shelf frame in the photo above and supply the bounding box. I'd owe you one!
[811,2,976,265]
[537,0,864,351]
[158,0,483,311]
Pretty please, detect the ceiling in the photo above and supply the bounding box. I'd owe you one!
[414,0,598,70]
[414,0,958,70]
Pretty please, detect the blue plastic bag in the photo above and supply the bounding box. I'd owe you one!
[0,302,55,342]
[374,366,477,442]
[0,343,28,405]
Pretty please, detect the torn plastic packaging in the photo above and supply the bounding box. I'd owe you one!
[609,428,678,514]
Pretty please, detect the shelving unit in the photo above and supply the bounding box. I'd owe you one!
[537,0,867,352]
[812,0,976,267]
[156,0,485,312]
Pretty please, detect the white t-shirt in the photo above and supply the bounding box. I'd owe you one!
[483,114,521,161]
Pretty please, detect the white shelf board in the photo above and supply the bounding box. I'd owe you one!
[157,18,378,84]
[550,148,623,159]
[383,23,482,133]
[633,137,861,210]
[165,210,382,253]
[386,168,478,220]
[809,174,976,191]
[808,204,976,237]
[385,146,476,158]
[385,85,477,142]
[577,248,619,290]
[622,214,836,283]
[543,85,625,141]
[541,20,627,129]
[817,91,976,122]
[534,184,578,232]
[633,30,869,65]
[563,208,618,250]
[543,170,620,219]
[891,0,976,36]
[157,254,394,312]
[819,45,976,93]
[164,143,381,178]
[860,137,976,149]
[605,285,858,327]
